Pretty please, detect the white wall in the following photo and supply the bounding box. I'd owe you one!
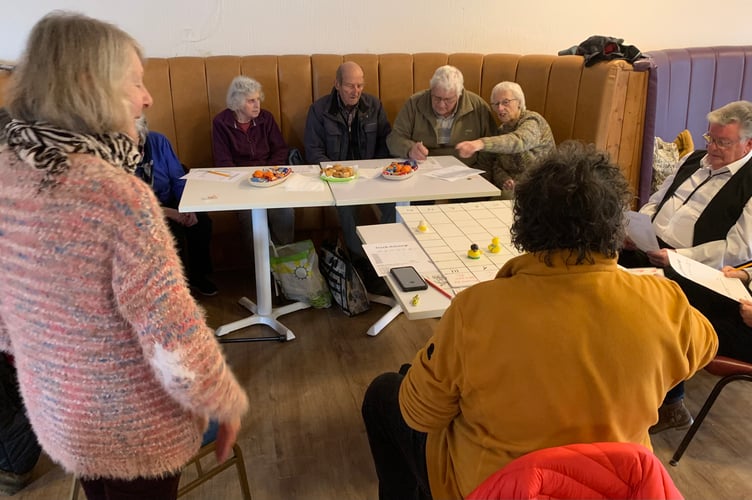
[1,0,750,62]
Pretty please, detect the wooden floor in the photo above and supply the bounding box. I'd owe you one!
[12,269,752,499]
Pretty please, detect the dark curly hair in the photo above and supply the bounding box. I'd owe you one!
[511,141,632,265]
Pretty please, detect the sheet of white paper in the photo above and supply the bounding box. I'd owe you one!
[362,241,437,277]
[417,157,444,171]
[291,165,321,175]
[358,168,383,179]
[668,252,750,302]
[423,165,486,182]
[621,267,665,277]
[283,174,326,191]
[181,168,245,183]
[624,211,660,252]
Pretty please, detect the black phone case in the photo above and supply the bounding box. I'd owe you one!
[390,266,428,292]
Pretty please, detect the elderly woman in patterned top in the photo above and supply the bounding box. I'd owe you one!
[456,81,556,195]
[0,12,248,500]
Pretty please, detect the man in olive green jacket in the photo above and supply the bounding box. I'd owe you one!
[386,65,496,170]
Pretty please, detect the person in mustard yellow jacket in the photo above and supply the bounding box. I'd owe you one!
[361,141,718,500]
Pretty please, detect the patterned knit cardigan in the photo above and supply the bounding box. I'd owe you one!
[0,148,249,479]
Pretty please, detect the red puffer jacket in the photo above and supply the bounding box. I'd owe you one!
[467,442,682,500]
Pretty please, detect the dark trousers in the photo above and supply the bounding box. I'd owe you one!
[167,212,213,280]
[619,249,752,402]
[80,473,181,500]
[361,372,432,500]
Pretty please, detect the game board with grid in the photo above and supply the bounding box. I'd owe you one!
[396,200,522,294]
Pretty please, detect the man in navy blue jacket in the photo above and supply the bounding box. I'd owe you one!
[304,62,393,293]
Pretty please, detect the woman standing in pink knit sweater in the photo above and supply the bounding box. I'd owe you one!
[0,12,249,500]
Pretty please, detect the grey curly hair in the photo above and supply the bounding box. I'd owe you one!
[226,76,265,112]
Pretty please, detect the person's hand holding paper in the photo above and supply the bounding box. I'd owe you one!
[624,211,660,252]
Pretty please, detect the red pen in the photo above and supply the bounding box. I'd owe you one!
[424,277,453,300]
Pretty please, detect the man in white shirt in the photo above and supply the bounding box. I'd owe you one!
[621,100,752,434]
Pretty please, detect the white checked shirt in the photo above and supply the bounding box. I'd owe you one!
[640,149,752,268]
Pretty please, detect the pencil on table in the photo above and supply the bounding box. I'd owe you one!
[208,170,231,178]
[424,277,453,300]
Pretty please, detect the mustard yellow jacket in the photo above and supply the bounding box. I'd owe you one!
[399,251,718,499]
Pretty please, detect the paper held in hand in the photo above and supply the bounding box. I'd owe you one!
[667,252,750,302]
[624,211,660,252]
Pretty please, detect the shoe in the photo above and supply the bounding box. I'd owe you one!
[190,276,218,297]
[0,468,33,496]
[649,399,693,434]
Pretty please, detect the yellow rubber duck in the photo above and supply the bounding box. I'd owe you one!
[467,243,482,259]
[417,220,428,233]
[488,236,501,253]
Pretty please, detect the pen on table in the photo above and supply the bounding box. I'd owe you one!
[424,277,453,300]
[735,261,752,271]
[208,170,231,178]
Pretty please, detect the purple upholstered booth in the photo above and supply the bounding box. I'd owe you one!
[637,46,752,205]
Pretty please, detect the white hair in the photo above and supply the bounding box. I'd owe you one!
[226,76,265,111]
[491,81,526,111]
[430,65,464,96]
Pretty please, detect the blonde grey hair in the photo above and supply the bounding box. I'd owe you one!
[135,115,148,146]
[491,81,527,112]
[430,65,464,96]
[707,100,752,140]
[6,11,143,135]
[226,76,265,111]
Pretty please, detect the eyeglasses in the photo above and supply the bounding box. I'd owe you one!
[703,132,741,150]
[431,94,458,105]
[491,98,518,108]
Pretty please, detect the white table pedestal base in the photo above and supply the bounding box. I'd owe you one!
[366,294,402,336]
[213,208,310,343]
[215,297,309,342]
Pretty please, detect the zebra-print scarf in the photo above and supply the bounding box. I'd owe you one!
[5,120,141,191]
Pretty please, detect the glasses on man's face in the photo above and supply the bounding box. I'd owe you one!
[491,98,518,108]
[431,94,458,105]
[703,132,741,150]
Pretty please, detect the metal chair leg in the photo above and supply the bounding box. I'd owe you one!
[671,373,752,465]
[69,477,80,500]
[232,443,253,500]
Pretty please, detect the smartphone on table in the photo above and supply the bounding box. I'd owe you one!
[390,266,428,292]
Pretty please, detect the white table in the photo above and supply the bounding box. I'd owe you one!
[357,223,451,324]
[337,157,500,335]
[358,200,520,328]
[179,166,334,342]
[324,156,500,208]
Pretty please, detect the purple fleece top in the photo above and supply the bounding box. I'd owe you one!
[211,108,289,166]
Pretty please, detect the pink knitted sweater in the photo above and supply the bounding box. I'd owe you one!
[0,149,249,479]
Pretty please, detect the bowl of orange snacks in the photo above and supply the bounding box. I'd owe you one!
[381,160,418,180]
[248,167,292,187]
